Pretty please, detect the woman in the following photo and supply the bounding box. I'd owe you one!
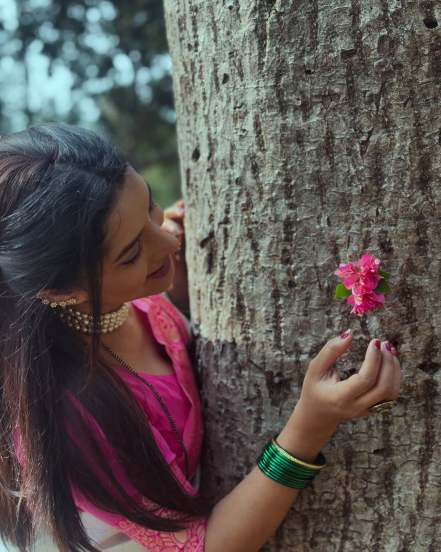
[0,123,401,552]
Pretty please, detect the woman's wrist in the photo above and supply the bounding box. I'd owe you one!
[276,405,338,464]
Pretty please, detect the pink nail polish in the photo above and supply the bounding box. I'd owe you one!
[340,329,351,339]
[385,341,392,352]
[374,339,381,350]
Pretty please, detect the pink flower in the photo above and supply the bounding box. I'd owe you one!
[334,262,360,289]
[334,252,388,317]
[347,290,385,316]
[335,253,381,291]
[358,253,382,291]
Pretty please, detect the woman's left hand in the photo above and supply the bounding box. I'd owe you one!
[162,198,186,259]
[162,199,189,313]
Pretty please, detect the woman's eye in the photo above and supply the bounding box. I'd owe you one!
[123,196,157,267]
[123,247,142,266]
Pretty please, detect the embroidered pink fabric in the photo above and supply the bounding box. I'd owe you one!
[14,293,209,551]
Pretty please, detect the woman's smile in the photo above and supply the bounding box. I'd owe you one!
[147,255,172,279]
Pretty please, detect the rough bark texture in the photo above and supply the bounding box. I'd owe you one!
[163,1,441,550]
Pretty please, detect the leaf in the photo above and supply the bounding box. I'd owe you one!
[374,279,391,294]
[334,284,352,299]
[379,269,390,280]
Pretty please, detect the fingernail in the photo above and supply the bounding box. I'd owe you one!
[340,329,352,339]
[374,339,381,350]
[391,345,398,356]
[385,341,392,352]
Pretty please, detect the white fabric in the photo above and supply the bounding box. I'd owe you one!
[81,464,201,549]
[80,511,132,549]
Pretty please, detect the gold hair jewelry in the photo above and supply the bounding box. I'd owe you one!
[40,297,78,308]
[59,302,129,334]
[39,296,130,334]
[368,399,397,413]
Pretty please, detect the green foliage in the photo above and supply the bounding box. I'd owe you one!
[374,278,391,294]
[0,0,180,204]
[142,161,182,209]
[379,269,390,280]
[334,284,352,299]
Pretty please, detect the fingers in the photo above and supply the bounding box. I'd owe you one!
[352,342,401,413]
[162,218,184,237]
[164,200,185,221]
[335,339,383,400]
[164,208,185,220]
[307,331,353,381]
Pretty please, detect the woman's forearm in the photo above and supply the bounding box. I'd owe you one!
[204,406,337,552]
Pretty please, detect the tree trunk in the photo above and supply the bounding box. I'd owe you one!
[163,1,441,550]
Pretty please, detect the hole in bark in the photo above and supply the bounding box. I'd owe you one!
[341,48,357,60]
[417,361,441,375]
[222,73,229,84]
[191,147,200,161]
[423,16,438,28]
[373,449,385,455]
[438,129,441,145]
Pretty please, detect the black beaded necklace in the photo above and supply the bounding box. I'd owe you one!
[102,343,190,479]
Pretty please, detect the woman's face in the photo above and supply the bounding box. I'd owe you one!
[94,164,180,312]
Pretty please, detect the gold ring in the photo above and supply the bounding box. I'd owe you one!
[368,399,397,413]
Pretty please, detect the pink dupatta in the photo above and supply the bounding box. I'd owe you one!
[15,293,209,551]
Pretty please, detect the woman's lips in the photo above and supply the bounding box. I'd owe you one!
[147,255,171,279]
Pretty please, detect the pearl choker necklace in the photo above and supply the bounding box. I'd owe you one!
[57,302,130,334]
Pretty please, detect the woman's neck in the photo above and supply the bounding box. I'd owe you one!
[78,303,140,352]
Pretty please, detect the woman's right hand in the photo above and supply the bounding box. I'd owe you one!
[293,331,402,434]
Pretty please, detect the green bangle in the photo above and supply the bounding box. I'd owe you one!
[257,438,326,489]
[272,438,326,470]
[259,447,318,486]
[258,453,311,488]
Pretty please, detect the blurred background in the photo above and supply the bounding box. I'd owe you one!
[0,1,179,548]
[0,0,181,208]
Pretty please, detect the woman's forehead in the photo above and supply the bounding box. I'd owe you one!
[104,167,149,262]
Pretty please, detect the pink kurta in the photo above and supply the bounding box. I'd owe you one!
[15,293,209,551]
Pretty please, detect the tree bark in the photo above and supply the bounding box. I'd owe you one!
[163,1,441,550]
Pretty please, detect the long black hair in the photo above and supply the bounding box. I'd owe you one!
[0,123,212,551]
